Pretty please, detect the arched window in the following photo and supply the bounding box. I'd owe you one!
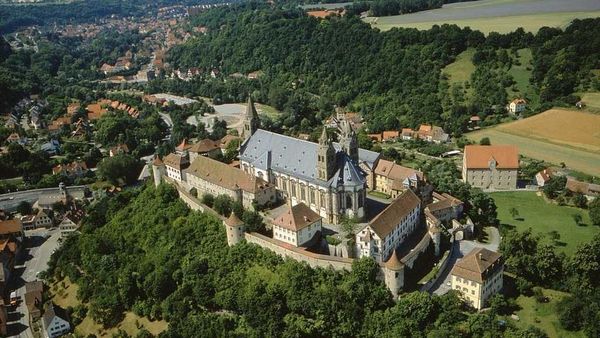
[346,193,353,209]
[358,192,364,208]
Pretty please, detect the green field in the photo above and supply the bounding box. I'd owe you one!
[507,48,538,105]
[507,288,585,338]
[490,191,597,255]
[442,48,476,98]
[579,92,600,112]
[467,128,600,177]
[367,11,600,34]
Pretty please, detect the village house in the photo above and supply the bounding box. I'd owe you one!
[367,131,400,143]
[40,140,61,155]
[566,177,600,197]
[508,98,527,114]
[271,202,323,247]
[535,168,553,187]
[372,159,426,199]
[184,156,277,209]
[59,208,85,237]
[42,303,70,338]
[0,219,24,241]
[109,144,129,157]
[52,161,88,178]
[20,215,37,231]
[25,280,44,320]
[35,209,53,228]
[462,145,519,190]
[425,192,464,223]
[451,248,503,310]
[355,189,421,263]
[401,124,449,143]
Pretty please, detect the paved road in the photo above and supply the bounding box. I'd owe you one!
[430,227,500,295]
[0,186,87,212]
[6,229,62,338]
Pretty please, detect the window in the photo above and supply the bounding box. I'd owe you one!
[346,194,352,209]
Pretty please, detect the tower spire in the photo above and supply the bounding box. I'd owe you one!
[242,95,260,140]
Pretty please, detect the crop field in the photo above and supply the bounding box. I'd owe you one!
[365,0,600,34]
[467,109,600,176]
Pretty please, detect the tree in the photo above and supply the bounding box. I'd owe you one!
[340,216,359,237]
[572,193,587,209]
[509,207,519,220]
[97,154,141,186]
[213,194,233,216]
[16,201,32,215]
[543,176,566,199]
[201,193,214,207]
[572,214,583,226]
[479,137,491,145]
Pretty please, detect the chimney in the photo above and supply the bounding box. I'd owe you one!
[303,216,309,222]
[478,253,483,261]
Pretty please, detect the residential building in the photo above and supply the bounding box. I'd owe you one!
[59,209,84,237]
[52,161,88,178]
[41,140,61,155]
[189,139,221,161]
[355,190,421,263]
[109,144,129,157]
[42,303,70,338]
[240,99,379,224]
[272,202,322,247]
[451,248,503,310]
[185,156,277,209]
[462,145,519,190]
[163,153,190,181]
[373,159,425,198]
[535,168,553,187]
[508,98,527,114]
[400,125,449,143]
[35,209,53,228]
[0,219,23,241]
[25,281,44,319]
[566,177,600,197]
[425,192,464,223]
[21,215,37,230]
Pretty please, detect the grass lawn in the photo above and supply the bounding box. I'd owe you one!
[442,47,476,98]
[507,48,538,105]
[507,288,585,338]
[367,11,600,34]
[368,190,391,200]
[51,278,168,337]
[256,103,282,120]
[490,191,598,255]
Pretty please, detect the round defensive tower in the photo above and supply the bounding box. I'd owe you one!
[383,249,405,298]
[224,212,245,246]
[152,155,165,187]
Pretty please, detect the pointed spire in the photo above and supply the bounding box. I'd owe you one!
[246,96,258,119]
[385,249,404,271]
[319,128,328,144]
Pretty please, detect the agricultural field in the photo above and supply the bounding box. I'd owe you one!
[490,191,597,256]
[365,0,600,34]
[467,109,600,176]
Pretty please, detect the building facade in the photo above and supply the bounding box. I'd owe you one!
[42,303,70,338]
[272,203,322,247]
[185,156,277,209]
[239,99,379,225]
[373,159,425,198]
[462,145,518,190]
[451,248,503,310]
[355,190,421,263]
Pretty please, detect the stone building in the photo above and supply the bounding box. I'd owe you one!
[425,192,464,223]
[239,99,379,224]
[462,145,518,190]
[372,159,426,198]
[355,189,421,263]
[163,152,190,182]
[189,139,222,161]
[451,248,503,310]
[271,202,322,247]
[185,156,277,209]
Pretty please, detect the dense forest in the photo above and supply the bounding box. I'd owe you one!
[166,4,600,134]
[48,184,555,337]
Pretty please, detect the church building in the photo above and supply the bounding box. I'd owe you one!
[239,97,380,224]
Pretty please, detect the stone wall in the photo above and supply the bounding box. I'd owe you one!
[245,232,354,271]
[400,232,432,269]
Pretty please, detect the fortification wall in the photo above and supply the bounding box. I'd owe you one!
[245,232,354,271]
[400,232,432,269]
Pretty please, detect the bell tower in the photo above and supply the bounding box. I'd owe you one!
[242,96,260,140]
[339,118,358,163]
[317,128,336,181]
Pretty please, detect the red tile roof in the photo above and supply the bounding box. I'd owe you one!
[463,145,519,169]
